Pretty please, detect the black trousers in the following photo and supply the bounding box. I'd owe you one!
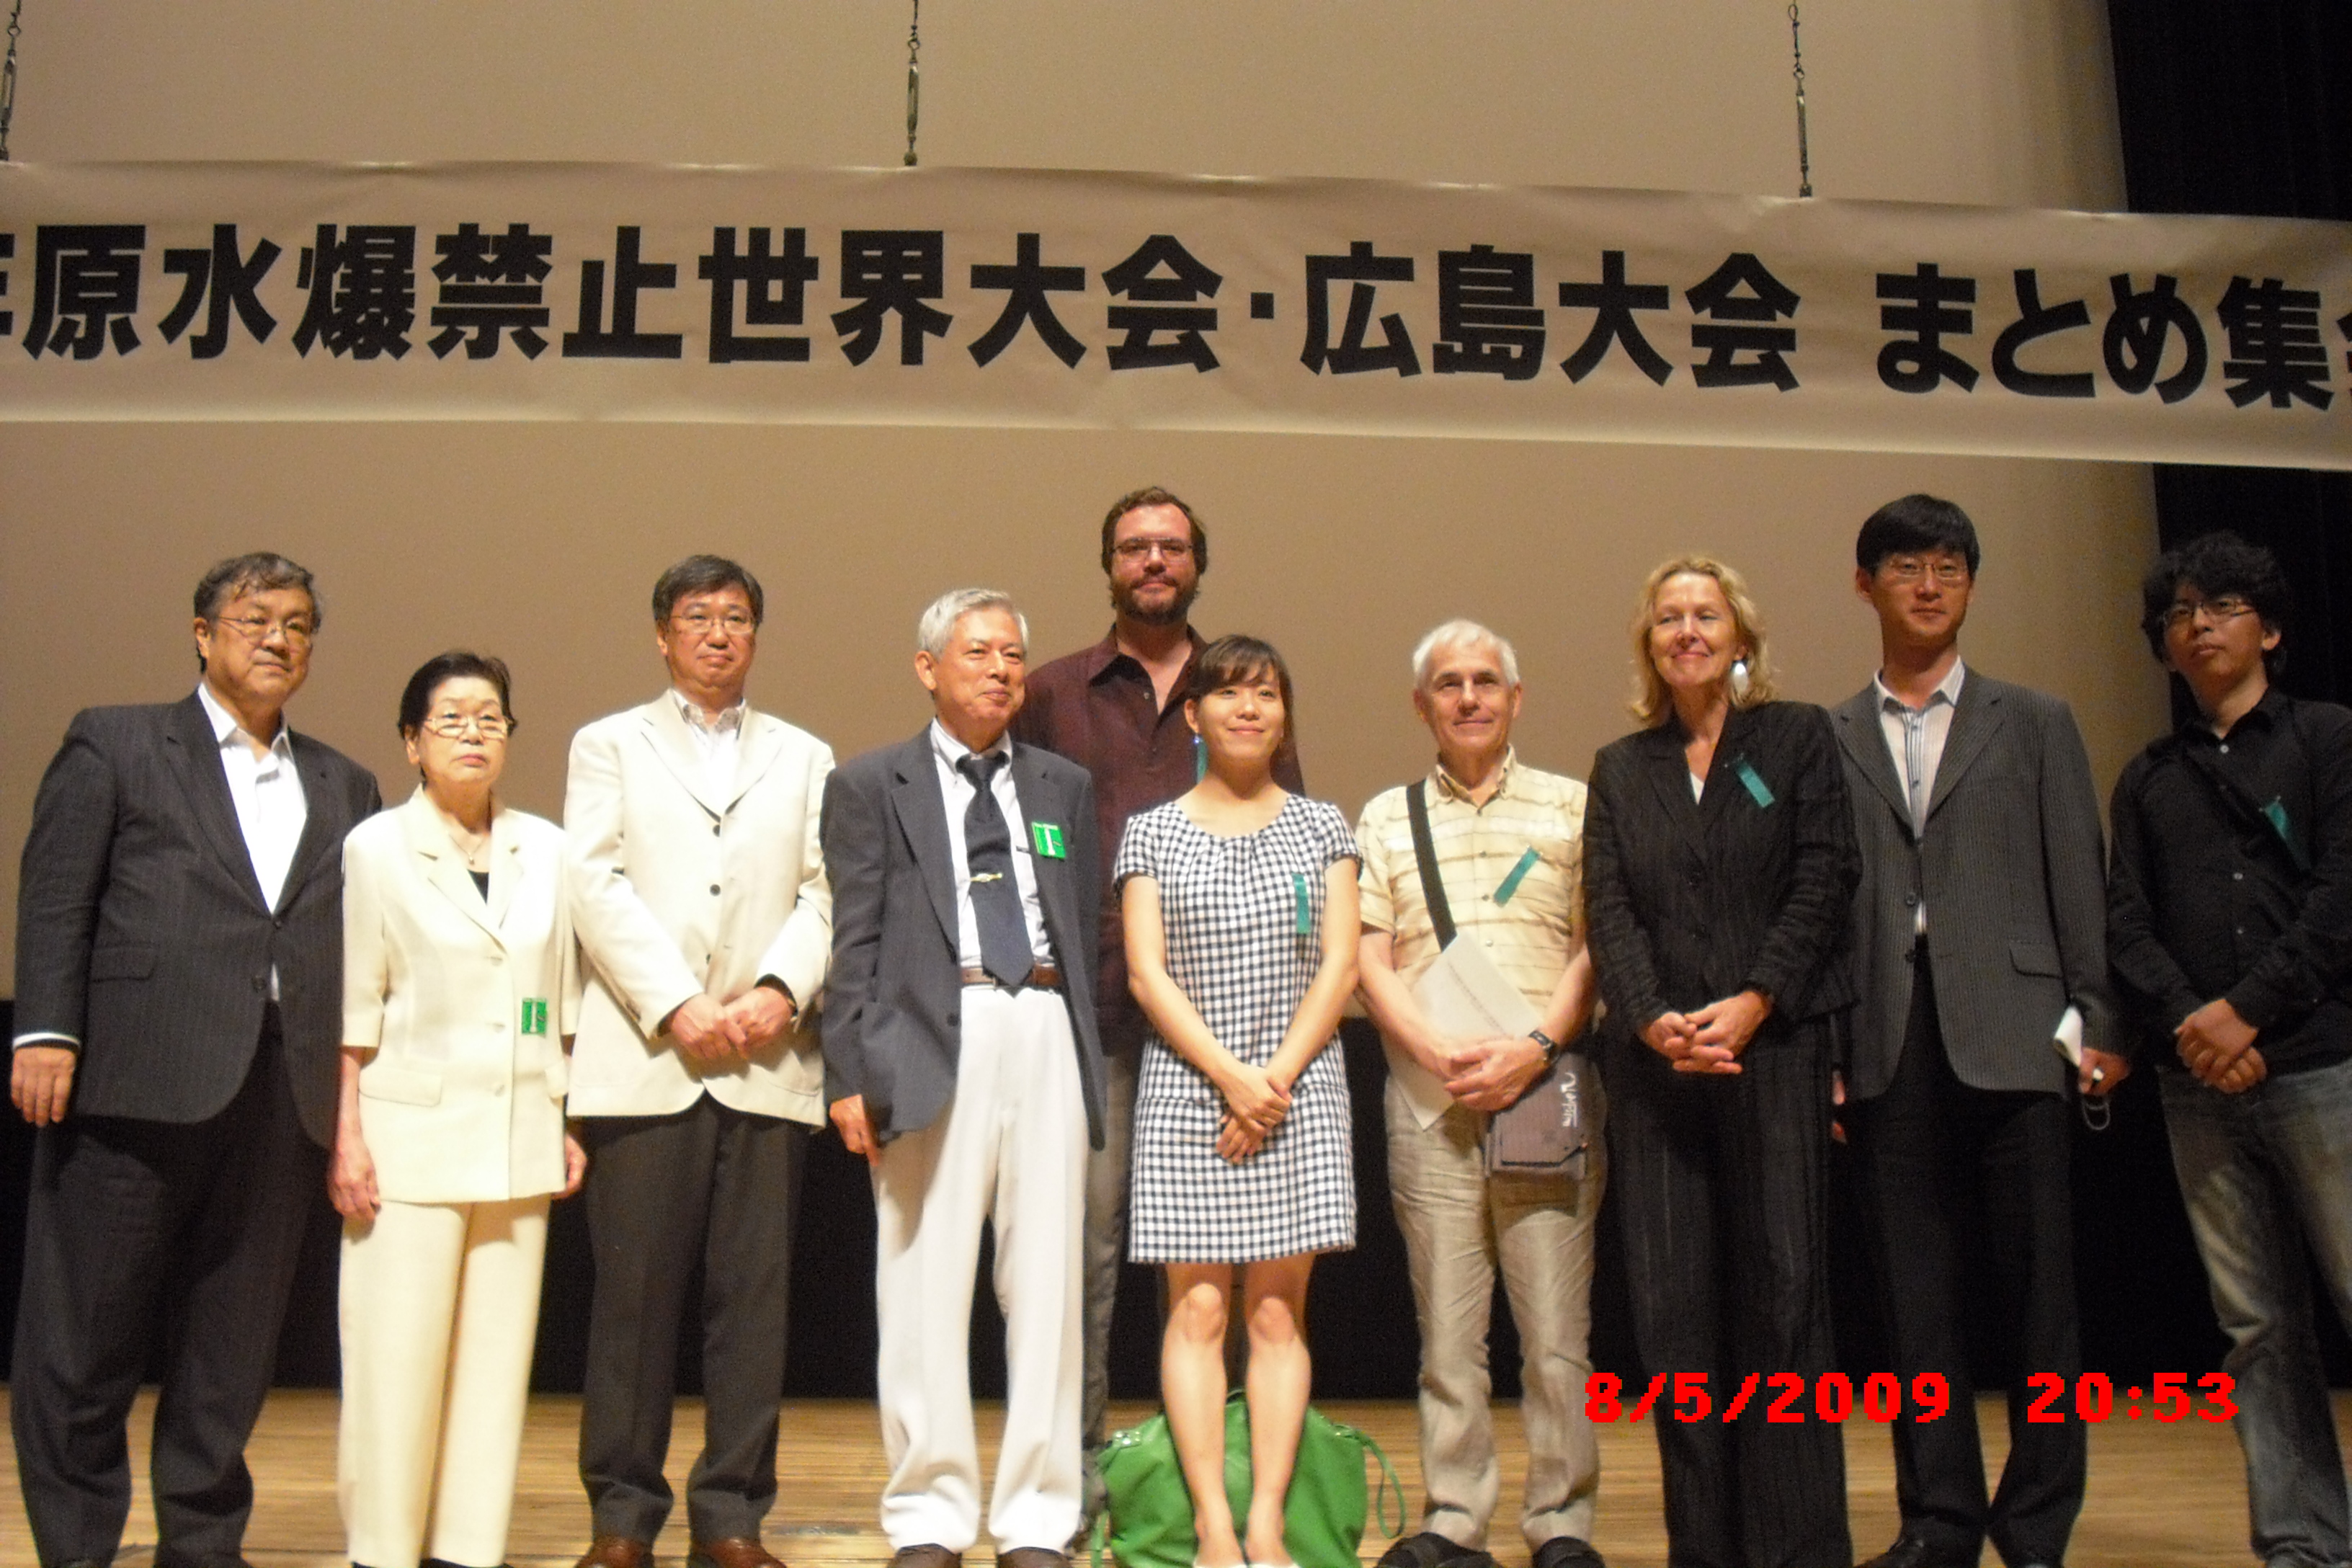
[11,1015,326,1568]
[1848,955,2085,1568]
[1605,1023,1850,1568]
[576,1096,810,1544]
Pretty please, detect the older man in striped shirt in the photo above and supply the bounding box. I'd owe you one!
[1355,620,1608,1568]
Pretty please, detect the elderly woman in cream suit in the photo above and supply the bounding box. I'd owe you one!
[334,651,586,1568]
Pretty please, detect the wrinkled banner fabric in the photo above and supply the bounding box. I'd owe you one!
[1,163,2346,469]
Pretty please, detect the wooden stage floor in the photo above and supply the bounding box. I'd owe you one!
[0,1388,2302,1568]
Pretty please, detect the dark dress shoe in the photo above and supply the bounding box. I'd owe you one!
[1377,1533,1492,1568]
[689,1539,788,1568]
[575,1536,653,1568]
[1858,1538,1975,1568]
[997,1549,1070,1568]
[888,1546,963,1568]
[1531,1538,1608,1568]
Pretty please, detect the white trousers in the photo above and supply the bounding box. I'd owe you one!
[873,984,1088,1553]
[339,1194,551,1568]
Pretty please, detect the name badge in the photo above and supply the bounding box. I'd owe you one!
[1293,872,1312,936]
[1030,821,1068,860]
[1733,757,1776,809]
[1493,845,1541,906]
[520,997,549,1036]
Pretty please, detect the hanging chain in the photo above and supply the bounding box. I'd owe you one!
[0,0,26,164]
[1787,1,1812,197]
[902,0,922,167]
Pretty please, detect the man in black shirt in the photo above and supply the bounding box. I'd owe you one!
[2107,530,2352,1568]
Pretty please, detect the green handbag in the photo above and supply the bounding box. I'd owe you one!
[1096,1393,1403,1568]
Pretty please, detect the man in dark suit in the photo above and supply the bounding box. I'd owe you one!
[1830,496,2126,1568]
[11,552,382,1568]
[822,587,1106,1568]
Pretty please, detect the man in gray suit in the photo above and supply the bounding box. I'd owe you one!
[822,587,1106,1568]
[1831,496,2126,1568]
[12,552,381,1568]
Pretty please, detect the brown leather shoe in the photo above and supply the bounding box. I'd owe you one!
[996,1549,1070,1568]
[888,1546,963,1568]
[689,1539,788,1568]
[575,1538,651,1568]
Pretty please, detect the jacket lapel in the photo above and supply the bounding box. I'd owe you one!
[164,694,270,911]
[728,709,788,814]
[889,731,960,952]
[641,696,728,821]
[1635,722,1707,847]
[277,731,348,913]
[1925,674,2003,821]
[400,789,502,945]
[1834,687,1912,826]
[487,806,523,931]
[1010,744,1079,968]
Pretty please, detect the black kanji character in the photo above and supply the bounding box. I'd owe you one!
[292,224,417,360]
[429,221,554,360]
[1302,241,1420,377]
[158,225,281,360]
[2102,273,2206,404]
[968,233,1087,368]
[1684,251,1799,391]
[22,224,145,360]
[1556,250,1670,385]
[1876,263,1977,394]
[700,226,821,364]
[2216,275,2333,410]
[562,226,684,360]
[1433,244,1543,380]
[832,231,953,367]
[1102,234,1221,373]
[0,233,14,337]
[1990,269,2093,398]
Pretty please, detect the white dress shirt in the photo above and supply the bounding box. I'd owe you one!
[200,680,311,1000]
[1874,659,1965,934]
[672,687,744,805]
[927,721,1051,971]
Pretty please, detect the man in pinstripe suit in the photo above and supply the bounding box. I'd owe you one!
[10,553,382,1568]
[1831,496,2127,1568]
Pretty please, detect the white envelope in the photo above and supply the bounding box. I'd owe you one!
[1391,937,1544,1130]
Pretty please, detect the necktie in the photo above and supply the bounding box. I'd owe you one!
[956,752,1033,986]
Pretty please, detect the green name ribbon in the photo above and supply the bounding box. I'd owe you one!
[2263,798,2311,871]
[1493,845,1541,906]
[520,997,549,1036]
[1734,757,1776,809]
[1030,821,1067,860]
[1293,872,1312,936]
[1194,732,1207,782]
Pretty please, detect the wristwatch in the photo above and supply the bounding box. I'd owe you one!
[1528,1027,1564,1066]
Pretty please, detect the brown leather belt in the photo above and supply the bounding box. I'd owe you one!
[961,963,1063,991]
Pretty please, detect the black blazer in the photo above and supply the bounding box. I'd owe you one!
[1585,700,1858,1038]
[819,729,1108,1149]
[13,694,383,1144]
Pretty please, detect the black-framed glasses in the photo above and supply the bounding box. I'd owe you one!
[213,613,316,646]
[2160,595,2258,631]
[421,711,512,739]
[1111,538,1193,562]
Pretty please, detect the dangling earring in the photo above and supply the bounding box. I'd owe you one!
[1730,658,1752,700]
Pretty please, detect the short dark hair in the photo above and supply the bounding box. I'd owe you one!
[397,651,517,737]
[1099,486,1210,575]
[1856,494,1981,576]
[652,555,765,626]
[2139,530,2291,675]
[192,552,320,672]
[1188,633,1296,751]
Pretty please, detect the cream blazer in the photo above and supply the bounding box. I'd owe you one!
[340,790,581,1205]
[562,695,834,1122]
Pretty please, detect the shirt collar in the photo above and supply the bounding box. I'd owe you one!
[2181,682,2285,742]
[195,680,292,756]
[1430,747,1517,803]
[672,687,746,736]
[930,718,1012,771]
[1083,624,1208,685]
[1874,658,1966,714]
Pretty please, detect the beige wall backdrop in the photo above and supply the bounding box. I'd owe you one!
[0,1,2166,992]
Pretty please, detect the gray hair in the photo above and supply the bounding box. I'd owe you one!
[917,588,1028,658]
[1411,618,1519,689]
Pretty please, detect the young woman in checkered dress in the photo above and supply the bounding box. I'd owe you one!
[1115,635,1361,1568]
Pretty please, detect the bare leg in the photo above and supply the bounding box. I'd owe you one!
[1164,1263,1242,1568]
[1239,1255,1315,1567]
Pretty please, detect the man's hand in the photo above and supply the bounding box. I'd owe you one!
[12,1046,76,1126]
[724,984,797,1056]
[831,1094,883,1167]
[2176,998,2258,1084]
[2079,1046,2130,1097]
[664,994,747,1064]
[1830,1070,1848,1145]
[1445,1033,1550,1113]
[2206,1045,2268,1094]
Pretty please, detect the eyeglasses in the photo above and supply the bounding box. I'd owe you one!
[1881,556,1970,587]
[1112,538,1194,562]
[672,610,757,636]
[213,614,316,646]
[420,711,512,739]
[2160,595,2258,631]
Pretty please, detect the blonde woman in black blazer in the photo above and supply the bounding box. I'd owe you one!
[1583,556,1858,1568]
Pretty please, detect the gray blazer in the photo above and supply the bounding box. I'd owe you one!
[13,694,383,1144]
[819,729,1108,1148]
[1832,671,2113,1100]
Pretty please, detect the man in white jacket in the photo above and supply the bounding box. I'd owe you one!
[564,555,835,1568]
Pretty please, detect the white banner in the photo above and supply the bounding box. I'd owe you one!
[1,162,2347,469]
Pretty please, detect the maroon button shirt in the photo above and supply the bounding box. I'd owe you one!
[1013,628,1307,1051]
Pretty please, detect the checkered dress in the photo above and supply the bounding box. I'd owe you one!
[1113,794,1360,1263]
